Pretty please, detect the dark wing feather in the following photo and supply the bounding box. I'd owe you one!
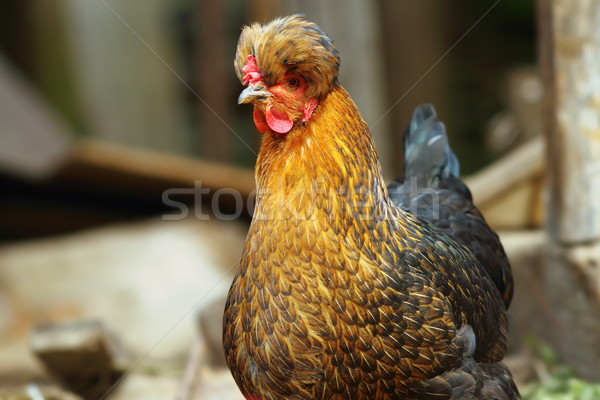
[388,105,513,308]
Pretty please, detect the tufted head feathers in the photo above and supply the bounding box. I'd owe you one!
[234,15,340,101]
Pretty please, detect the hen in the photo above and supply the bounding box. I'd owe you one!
[223,15,519,400]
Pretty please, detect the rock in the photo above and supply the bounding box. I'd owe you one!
[0,217,246,364]
[30,320,122,399]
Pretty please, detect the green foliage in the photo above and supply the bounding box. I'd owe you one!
[523,375,600,400]
[522,338,600,400]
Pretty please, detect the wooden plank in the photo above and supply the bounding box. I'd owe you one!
[464,137,545,229]
[68,139,255,197]
[465,136,544,206]
[0,138,255,240]
[479,177,544,230]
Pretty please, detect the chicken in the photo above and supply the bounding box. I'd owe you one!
[223,15,519,400]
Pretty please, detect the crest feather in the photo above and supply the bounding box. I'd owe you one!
[234,15,340,100]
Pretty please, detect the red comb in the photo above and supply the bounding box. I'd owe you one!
[242,55,262,86]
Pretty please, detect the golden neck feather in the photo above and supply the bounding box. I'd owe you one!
[253,86,391,223]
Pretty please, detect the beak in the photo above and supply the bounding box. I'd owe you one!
[238,85,272,104]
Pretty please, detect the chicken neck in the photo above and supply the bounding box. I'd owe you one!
[252,85,394,225]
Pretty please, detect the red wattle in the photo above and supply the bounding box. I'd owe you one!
[266,105,293,134]
[252,108,269,133]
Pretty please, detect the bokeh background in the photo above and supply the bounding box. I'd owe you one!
[0,0,537,240]
[1,1,599,399]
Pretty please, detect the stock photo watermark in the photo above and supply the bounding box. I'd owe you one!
[161,177,443,222]
[162,181,252,221]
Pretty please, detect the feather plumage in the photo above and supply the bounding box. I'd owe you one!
[224,15,519,400]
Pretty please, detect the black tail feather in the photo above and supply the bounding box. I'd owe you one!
[403,104,459,186]
[388,104,514,309]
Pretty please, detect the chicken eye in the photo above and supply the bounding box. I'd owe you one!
[286,78,300,90]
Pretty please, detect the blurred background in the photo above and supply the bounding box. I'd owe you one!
[0,0,538,240]
[0,1,598,399]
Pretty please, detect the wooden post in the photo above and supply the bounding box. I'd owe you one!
[379,1,449,176]
[540,0,600,244]
[195,0,233,162]
[537,0,600,379]
[63,0,188,154]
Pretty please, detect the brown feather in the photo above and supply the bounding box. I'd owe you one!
[235,15,340,100]
[224,15,518,400]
